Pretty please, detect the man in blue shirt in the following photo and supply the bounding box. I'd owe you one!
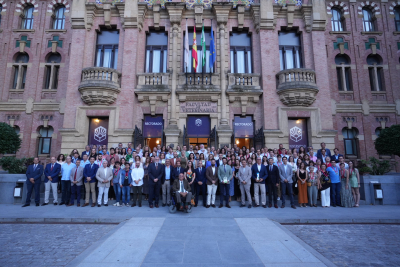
[80,154,90,167]
[60,156,76,205]
[327,160,341,207]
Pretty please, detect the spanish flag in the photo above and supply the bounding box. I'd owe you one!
[192,28,198,72]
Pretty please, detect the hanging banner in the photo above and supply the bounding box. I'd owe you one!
[143,115,164,138]
[234,116,254,138]
[89,117,109,147]
[288,119,308,151]
[187,116,210,137]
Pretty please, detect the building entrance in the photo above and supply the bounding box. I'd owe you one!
[142,115,164,150]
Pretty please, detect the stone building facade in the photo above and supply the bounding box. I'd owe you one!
[0,0,399,169]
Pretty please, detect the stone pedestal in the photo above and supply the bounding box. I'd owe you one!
[217,126,232,148]
[164,124,181,147]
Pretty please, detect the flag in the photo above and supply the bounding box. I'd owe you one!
[185,21,189,71]
[192,28,198,72]
[209,25,216,70]
[201,24,206,67]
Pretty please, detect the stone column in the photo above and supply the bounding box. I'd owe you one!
[165,4,184,147]
[213,4,232,147]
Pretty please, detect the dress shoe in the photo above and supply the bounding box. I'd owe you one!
[150,205,154,208]
[218,204,223,208]
[138,203,142,207]
[274,204,278,209]
[167,203,171,206]
[254,204,260,208]
[268,204,272,208]
[131,203,136,207]
[248,205,252,208]
[36,203,40,206]
[291,205,297,209]
[77,204,80,207]
[162,204,166,207]
[240,204,246,207]
[59,202,65,205]
[91,204,95,207]
[194,204,198,207]
[206,205,210,208]
[155,204,159,208]
[98,204,101,207]
[41,203,48,206]
[67,203,73,207]
[22,204,30,207]
[226,204,231,208]
[262,205,267,208]
[185,205,189,210]
[179,205,183,210]
[333,204,337,207]
[54,203,58,206]
[83,203,89,207]
[104,204,108,207]
[281,205,285,208]
[211,204,216,208]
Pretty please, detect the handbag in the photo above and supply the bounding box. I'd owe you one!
[307,182,312,187]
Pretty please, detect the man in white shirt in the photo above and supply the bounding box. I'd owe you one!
[338,156,349,169]
[198,144,208,160]
[165,147,174,160]
[131,161,144,207]
[205,159,218,208]
[81,154,90,167]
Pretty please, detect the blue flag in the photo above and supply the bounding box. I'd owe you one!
[209,25,216,70]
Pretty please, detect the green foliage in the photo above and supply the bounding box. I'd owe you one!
[361,157,393,175]
[0,122,22,154]
[0,157,34,174]
[374,124,400,157]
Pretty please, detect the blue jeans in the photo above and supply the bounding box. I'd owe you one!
[330,182,341,206]
[113,183,121,203]
[281,182,294,206]
[121,186,130,204]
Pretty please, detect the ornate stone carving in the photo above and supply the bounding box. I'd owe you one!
[237,5,245,30]
[195,5,204,29]
[276,68,319,106]
[78,67,121,106]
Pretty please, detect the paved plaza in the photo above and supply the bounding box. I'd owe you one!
[0,204,399,266]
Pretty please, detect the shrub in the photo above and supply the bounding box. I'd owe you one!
[361,157,393,175]
[0,122,22,154]
[0,157,34,174]
[374,124,400,157]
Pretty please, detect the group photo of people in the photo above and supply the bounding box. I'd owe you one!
[23,142,361,210]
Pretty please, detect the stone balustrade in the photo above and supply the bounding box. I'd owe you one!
[276,68,319,107]
[178,73,220,91]
[227,73,261,91]
[137,73,170,90]
[78,67,121,106]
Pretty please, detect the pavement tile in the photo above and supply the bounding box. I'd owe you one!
[250,240,301,264]
[217,240,262,264]
[182,240,221,264]
[142,240,184,264]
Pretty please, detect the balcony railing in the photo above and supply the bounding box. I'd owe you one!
[78,67,121,106]
[276,68,319,107]
[178,73,220,91]
[227,73,261,92]
[136,73,170,91]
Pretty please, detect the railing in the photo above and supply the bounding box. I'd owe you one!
[137,73,169,87]
[276,68,316,89]
[81,67,121,86]
[186,73,213,85]
[228,73,261,88]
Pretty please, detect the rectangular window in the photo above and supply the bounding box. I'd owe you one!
[38,137,52,154]
[44,66,59,89]
[12,65,27,89]
[230,32,252,73]
[95,30,119,69]
[146,31,168,73]
[369,67,384,91]
[184,30,213,73]
[22,7,34,29]
[337,67,352,91]
[53,7,66,30]
[279,31,302,70]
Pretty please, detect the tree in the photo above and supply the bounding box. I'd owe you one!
[0,122,22,154]
[374,124,400,157]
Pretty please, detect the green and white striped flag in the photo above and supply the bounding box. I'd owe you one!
[201,23,206,67]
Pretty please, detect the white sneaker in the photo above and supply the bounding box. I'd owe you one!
[121,203,125,207]
[126,204,130,207]
[116,202,120,207]
[113,203,117,206]
[277,197,280,200]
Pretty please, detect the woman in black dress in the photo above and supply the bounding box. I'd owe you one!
[142,157,151,201]
[185,161,196,200]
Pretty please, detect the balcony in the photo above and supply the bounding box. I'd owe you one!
[276,68,319,107]
[136,73,170,92]
[177,73,220,92]
[78,67,121,106]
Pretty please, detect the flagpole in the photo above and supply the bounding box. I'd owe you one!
[185,18,188,85]
[202,19,204,85]
[211,19,213,85]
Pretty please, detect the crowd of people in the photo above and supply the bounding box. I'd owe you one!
[22,142,361,210]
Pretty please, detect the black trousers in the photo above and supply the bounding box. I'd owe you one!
[25,180,41,205]
[268,182,278,205]
[148,181,160,205]
[195,183,207,206]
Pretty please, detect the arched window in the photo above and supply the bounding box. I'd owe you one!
[38,126,54,154]
[342,127,358,157]
[335,54,352,91]
[44,53,61,89]
[331,8,345,31]
[53,6,66,30]
[362,8,376,32]
[21,6,34,30]
[12,53,29,89]
[395,7,400,31]
[367,55,384,91]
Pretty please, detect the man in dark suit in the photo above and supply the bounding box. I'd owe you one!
[172,173,192,210]
[82,156,99,207]
[68,159,84,206]
[148,156,164,208]
[22,157,44,207]
[332,148,344,163]
[81,145,91,159]
[251,157,268,208]
[266,158,280,208]
[42,156,61,205]
[194,160,207,207]
[161,159,174,207]
[173,160,185,180]
[317,142,332,160]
